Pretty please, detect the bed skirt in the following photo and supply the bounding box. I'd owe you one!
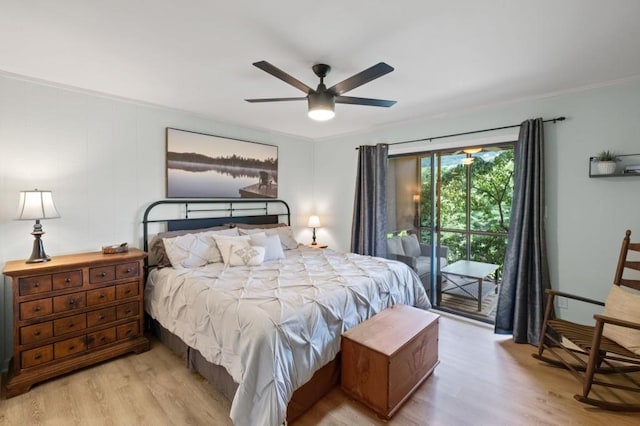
[150,319,341,423]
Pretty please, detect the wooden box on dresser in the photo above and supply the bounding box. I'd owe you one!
[2,248,150,397]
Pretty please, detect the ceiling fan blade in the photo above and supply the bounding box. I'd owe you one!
[335,96,396,107]
[252,61,313,94]
[328,62,394,95]
[245,97,307,103]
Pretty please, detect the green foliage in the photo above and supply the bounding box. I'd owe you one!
[419,148,514,272]
[594,150,617,162]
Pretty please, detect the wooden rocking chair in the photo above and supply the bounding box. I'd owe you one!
[533,229,640,410]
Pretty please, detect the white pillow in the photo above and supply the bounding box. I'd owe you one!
[228,245,265,266]
[161,227,239,267]
[401,234,422,258]
[213,234,262,265]
[239,226,299,250]
[250,234,285,261]
[602,285,640,355]
[162,232,214,268]
[206,227,241,263]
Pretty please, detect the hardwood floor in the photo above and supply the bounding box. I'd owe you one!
[2,314,640,425]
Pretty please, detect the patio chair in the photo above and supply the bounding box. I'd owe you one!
[533,229,640,410]
[387,232,449,293]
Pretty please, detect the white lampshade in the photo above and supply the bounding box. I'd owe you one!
[307,215,321,228]
[17,190,61,220]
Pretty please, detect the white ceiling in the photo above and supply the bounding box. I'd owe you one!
[2,1,640,140]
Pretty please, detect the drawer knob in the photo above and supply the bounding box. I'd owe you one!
[100,337,106,341]
[126,330,132,335]
[125,290,131,294]
[100,272,107,277]
[34,306,41,312]
[34,331,41,336]
[68,323,74,328]
[99,315,105,320]
[34,282,40,288]
[125,310,132,315]
[69,299,76,305]
[65,278,71,283]
[99,294,105,299]
[34,354,41,360]
[69,345,75,350]
[126,268,132,273]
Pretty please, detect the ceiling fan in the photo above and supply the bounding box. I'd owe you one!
[245,61,396,121]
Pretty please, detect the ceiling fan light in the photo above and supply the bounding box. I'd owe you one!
[463,147,482,154]
[308,92,335,121]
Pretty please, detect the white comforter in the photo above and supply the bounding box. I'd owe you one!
[145,246,430,426]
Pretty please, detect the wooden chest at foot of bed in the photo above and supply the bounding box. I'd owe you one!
[341,304,439,419]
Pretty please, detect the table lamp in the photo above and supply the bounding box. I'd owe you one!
[17,189,61,263]
[307,215,321,246]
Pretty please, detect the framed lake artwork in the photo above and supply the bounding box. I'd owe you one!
[166,128,278,198]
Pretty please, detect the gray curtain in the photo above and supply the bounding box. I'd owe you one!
[494,118,552,345]
[351,144,388,256]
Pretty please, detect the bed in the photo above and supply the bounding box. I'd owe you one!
[142,199,430,426]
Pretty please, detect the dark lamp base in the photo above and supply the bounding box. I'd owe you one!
[26,231,51,264]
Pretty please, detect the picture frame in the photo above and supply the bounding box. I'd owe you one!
[166,128,278,198]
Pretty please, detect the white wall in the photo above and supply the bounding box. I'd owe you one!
[0,74,315,370]
[2,72,640,370]
[314,78,640,323]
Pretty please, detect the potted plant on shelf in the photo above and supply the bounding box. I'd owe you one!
[593,150,618,175]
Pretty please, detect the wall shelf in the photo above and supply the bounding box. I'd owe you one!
[589,153,640,178]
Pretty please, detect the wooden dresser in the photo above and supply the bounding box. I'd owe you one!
[3,249,150,397]
[341,304,439,419]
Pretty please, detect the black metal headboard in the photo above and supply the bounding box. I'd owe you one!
[142,198,291,255]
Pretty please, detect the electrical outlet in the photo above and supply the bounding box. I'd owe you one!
[557,298,568,309]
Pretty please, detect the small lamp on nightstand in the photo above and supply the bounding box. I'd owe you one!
[307,215,321,246]
[16,189,61,263]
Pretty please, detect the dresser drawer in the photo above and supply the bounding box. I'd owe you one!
[53,293,86,313]
[20,298,53,320]
[19,275,52,296]
[90,266,115,283]
[87,306,117,328]
[87,286,116,306]
[20,322,54,345]
[54,313,87,336]
[116,262,139,279]
[117,321,139,340]
[116,282,138,299]
[21,345,53,369]
[52,270,83,291]
[54,336,87,359]
[116,302,139,320]
[87,328,117,349]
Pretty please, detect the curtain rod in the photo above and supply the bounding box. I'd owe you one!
[355,116,566,149]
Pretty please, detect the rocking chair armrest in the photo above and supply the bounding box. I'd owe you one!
[546,289,605,306]
[594,314,640,331]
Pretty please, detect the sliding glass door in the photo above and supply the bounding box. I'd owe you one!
[388,143,514,322]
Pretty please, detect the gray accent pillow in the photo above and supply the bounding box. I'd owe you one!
[387,236,404,256]
[250,234,285,261]
[401,234,422,258]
